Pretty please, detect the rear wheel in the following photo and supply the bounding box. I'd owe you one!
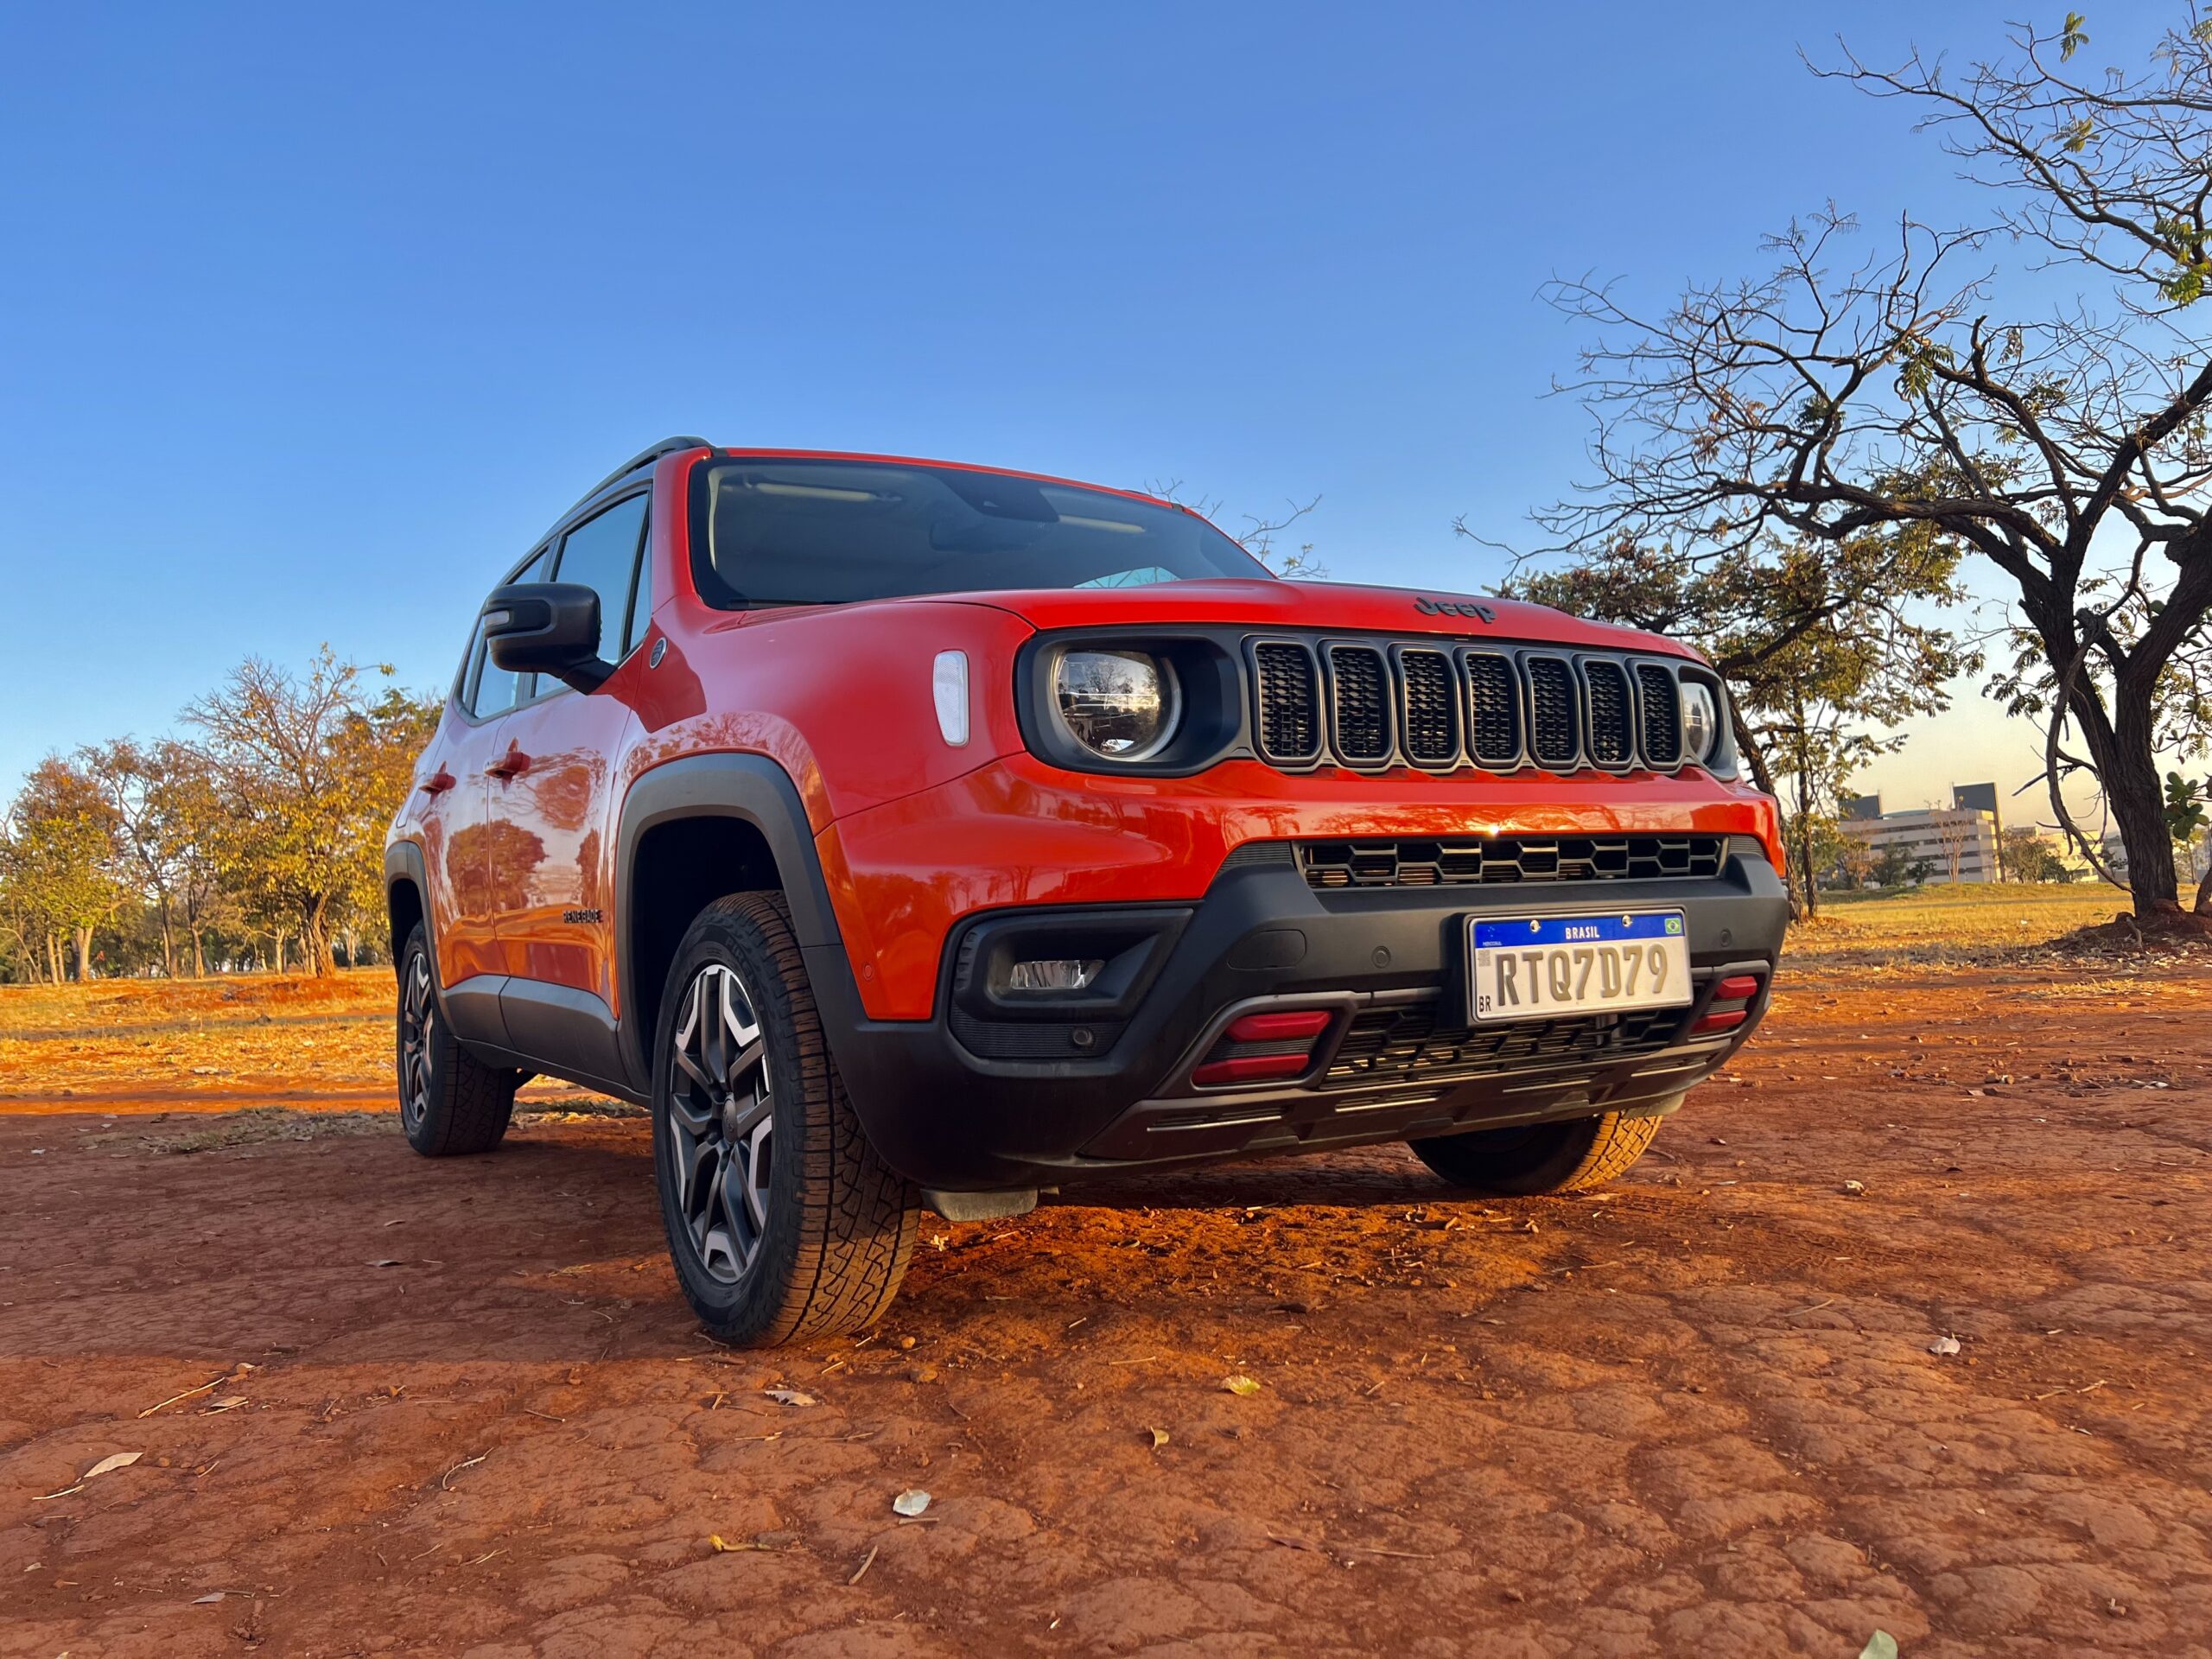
[652,892,920,1346]
[396,925,519,1156]
[1409,1109,1662,1195]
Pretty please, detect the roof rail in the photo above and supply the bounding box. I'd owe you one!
[575,435,712,506]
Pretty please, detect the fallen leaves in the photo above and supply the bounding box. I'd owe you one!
[34,1451,141,1501]
[763,1387,819,1408]
[1222,1375,1262,1398]
[138,1370,240,1417]
[1147,1427,1170,1449]
[893,1489,931,1516]
[439,1454,486,1491]
[1929,1335,1962,1357]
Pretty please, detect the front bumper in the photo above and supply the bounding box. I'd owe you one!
[810,838,1789,1190]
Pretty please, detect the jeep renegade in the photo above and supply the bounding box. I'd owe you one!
[386,438,1788,1344]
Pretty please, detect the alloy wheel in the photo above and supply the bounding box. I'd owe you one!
[399,951,435,1131]
[665,962,775,1283]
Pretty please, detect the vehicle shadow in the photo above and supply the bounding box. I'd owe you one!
[1052,1147,1452,1214]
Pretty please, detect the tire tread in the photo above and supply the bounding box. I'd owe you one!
[399,925,518,1158]
[660,893,918,1345]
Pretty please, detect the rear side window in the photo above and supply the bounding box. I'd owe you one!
[462,550,546,717]
[552,494,652,659]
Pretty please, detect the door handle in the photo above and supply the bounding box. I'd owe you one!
[485,750,531,780]
[417,768,456,796]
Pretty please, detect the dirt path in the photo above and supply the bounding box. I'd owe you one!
[2,966,2209,1657]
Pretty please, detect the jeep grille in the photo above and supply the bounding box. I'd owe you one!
[1249,638,1709,774]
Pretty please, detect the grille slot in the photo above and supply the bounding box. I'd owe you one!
[1461,651,1521,765]
[1326,645,1393,765]
[1636,664,1681,766]
[1252,642,1322,763]
[1584,660,1634,768]
[1398,649,1459,766]
[1246,635,1701,775]
[1297,834,1727,888]
[1525,657,1580,768]
[1325,999,1679,1088]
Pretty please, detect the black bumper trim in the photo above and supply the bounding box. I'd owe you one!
[812,848,1789,1191]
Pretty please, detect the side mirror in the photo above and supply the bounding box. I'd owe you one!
[483,582,613,693]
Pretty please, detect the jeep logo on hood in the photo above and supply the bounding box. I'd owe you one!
[1414,595,1497,623]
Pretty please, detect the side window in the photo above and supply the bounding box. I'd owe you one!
[551,494,652,663]
[466,550,546,717]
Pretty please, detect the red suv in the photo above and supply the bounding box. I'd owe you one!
[387,439,1786,1344]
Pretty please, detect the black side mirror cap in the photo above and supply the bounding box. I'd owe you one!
[483,582,613,693]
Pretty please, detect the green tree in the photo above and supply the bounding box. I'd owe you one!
[0,757,124,980]
[2000,823,2076,883]
[2167,771,2212,912]
[1510,531,1969,918]
[1538,10,2212,928]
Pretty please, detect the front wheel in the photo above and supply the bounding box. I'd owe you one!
[1408,1109,1664,1195]
[396,925,519,1156]
[652,893,920,1346]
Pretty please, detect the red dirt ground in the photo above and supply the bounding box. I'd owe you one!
[2,963,2209,1657]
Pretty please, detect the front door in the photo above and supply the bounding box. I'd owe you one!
[481,492,653,1086]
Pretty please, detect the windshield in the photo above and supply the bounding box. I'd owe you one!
[688,457,1272,607]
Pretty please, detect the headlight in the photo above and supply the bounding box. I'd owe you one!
[1681,680,1720,764]
[1053,649,1179,760]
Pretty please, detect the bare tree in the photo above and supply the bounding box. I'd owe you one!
[1929,805,1979,882]
[1146,480,1327,578]
[1539,10,2212,928]
[185,650,429,976]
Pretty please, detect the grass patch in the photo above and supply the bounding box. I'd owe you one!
[1784,882,2129,965]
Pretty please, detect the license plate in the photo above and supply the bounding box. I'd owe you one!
[1468,909,1692,1025]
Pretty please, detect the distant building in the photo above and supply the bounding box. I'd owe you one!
[1952,781,2004,844]
[1843,792,1884,823]
[1838,804,1999,884]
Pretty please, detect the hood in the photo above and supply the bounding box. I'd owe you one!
[938,578,1698,659]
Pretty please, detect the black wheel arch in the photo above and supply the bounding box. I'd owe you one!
[615,753,856,1094]
[385,841,433,986]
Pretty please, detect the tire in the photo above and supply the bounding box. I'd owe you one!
[651,892,920,1347]
[396,924,519,1156]
[1409,1109,1662,1196]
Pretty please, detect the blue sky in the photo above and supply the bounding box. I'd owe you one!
[0,3,2121,811]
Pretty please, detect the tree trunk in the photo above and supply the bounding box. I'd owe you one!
[302,902,336,977]
[190,925,206,977]
[2196,850,2212,917]
[73,926,92,982]
[156,898,175,979]
[2075,653,2183,916]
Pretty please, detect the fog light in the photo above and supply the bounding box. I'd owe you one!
[1007,957,1104,993]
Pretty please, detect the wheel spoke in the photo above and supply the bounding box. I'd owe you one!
[739,1120,772,1236]
[660,958,775,1287]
